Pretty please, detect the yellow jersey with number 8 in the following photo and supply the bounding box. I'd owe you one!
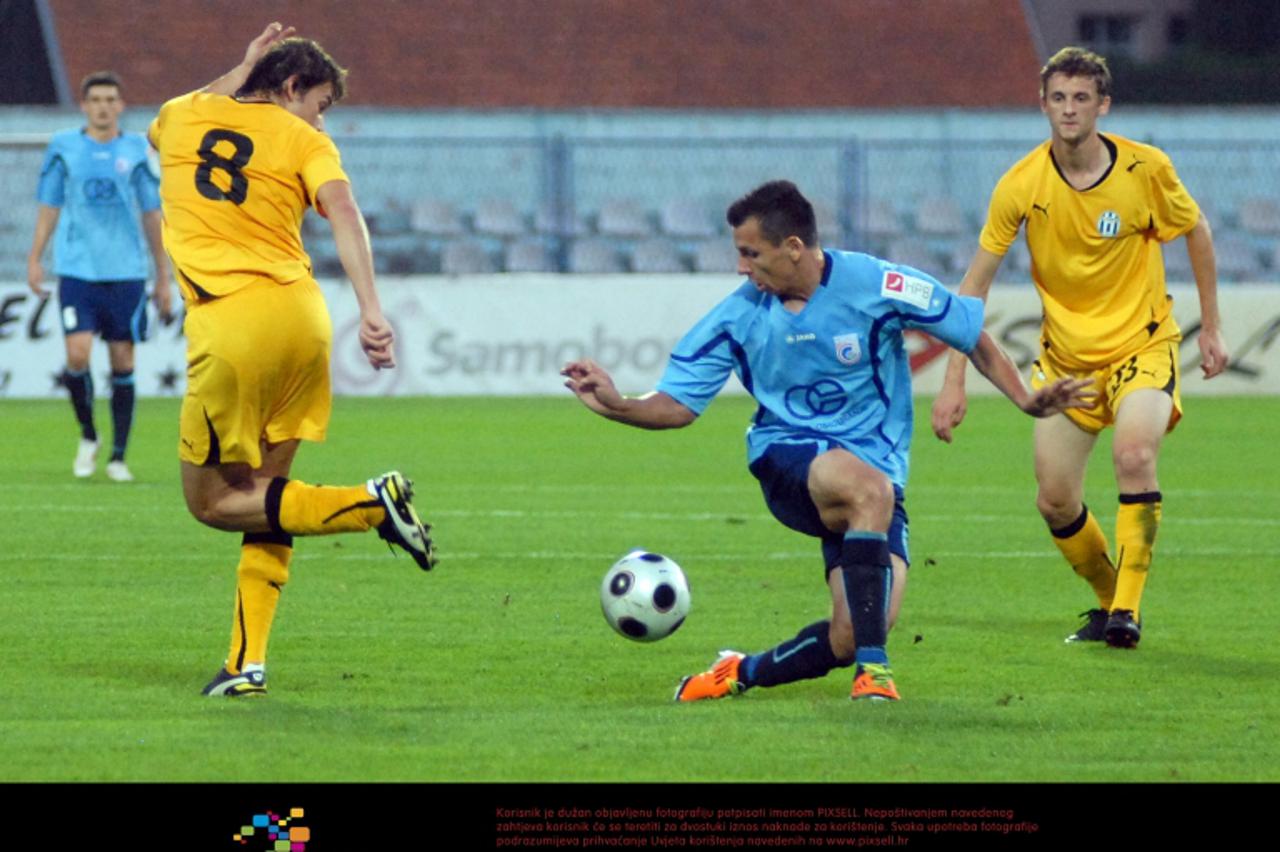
[979,133,1200,371]
[148,91,348,300]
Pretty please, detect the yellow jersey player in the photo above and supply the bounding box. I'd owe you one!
[148,23,437,697]
[931,46,1229,649]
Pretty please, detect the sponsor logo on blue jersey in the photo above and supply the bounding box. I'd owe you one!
[833,332,862,365]
[784,379,848,420]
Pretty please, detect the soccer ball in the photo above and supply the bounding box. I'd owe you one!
[600,550,691,642]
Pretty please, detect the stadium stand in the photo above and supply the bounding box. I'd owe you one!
[595,198,655,239]
[630,239,689,274]
[505,239,558,273]
[441,241,498,275]
[410,199,467,237]
[692,239,739,274]
[473,199,529,239]
[568,239,626,274]
[660,198,719,240]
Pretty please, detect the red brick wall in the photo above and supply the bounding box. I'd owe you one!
[50,0,1040,107]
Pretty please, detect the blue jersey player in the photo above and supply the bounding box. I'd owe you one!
[27,71,172,482]
[563,181,1092,702]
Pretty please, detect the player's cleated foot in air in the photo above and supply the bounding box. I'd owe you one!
[1065,608,1109,643]
[73,439,99,478]
[1104,609,1142,649]
[369,471,437,570]
[201,666,267,697]
[674,651,745,702]
[105,460,134,483]
[851,662,900,701]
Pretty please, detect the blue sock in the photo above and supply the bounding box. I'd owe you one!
[741,621,853,689]
[109,371,135,461]
[64,368,96,442]
[841,531,892,667]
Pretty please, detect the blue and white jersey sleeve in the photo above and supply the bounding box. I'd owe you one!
[872,262,984,354]
[655,285,757,416]
[130,144,161,212]
[35,138,69,207]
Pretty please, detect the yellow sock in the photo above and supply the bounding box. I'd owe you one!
[1113,492,1162,619]
[269,477,386,536]
[226,535,292,674]
[1049,505,1116,609]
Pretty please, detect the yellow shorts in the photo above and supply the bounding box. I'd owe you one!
[1030,336,1182,435]
[179,277,332,468]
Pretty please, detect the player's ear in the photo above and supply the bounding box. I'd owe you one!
[1099,95,1111,116]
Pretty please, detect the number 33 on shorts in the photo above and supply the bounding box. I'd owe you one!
[1031,340,1181,432]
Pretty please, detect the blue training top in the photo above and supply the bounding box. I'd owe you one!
[35,129,160,282]
[656,249,984,488]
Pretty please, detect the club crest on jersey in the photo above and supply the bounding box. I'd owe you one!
[881,270,933,309]
[833,333,862,365]
[1097,210,1121,238]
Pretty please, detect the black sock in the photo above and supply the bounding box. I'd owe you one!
[64,368,97,442]
[841,532,892,666]
[109,371,135,461]
[741,621,851,688]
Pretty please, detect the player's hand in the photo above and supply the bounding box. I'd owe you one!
[561,358,624,415]
[930,382,969,443]
[1197,325,1229,379]
[243,22,296,68]
[26,256,45,296]
[152,280,174,322]
[1021,377,1096,418]
[359,311,396,370]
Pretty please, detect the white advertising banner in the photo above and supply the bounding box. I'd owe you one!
[1,277,1277,398]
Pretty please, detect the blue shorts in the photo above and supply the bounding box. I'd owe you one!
[748,440,910,574]
[58,277,149,342]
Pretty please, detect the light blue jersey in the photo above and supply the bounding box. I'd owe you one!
[35,129,159,282]
[657,250,984,488]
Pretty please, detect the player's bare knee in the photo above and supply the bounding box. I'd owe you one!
[1035,489,1079,527]
[1113,441,1158,482]
[184,491,234,530]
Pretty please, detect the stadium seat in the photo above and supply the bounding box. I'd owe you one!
[1161,241,1194,283]
[534,199,586,237]
[504,239,558,273]
[472,199,529,238]
[441,240,497,275]
[410,199,467,236]
[595,198,655,238]
[862,198,904,240]
[1213,231,1263,282]
[914,196,968,236]
[374,233,434,274]
[568,239,626,273]
[810,200,841,243]
[886,237,942,276]
[369,200,412,236]
[659,198,719,239]
[692,239,739,274]
[630,239,688,273]
[1237,196,1280,236]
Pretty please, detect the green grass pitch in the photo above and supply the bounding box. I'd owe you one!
[1,393,1277,782]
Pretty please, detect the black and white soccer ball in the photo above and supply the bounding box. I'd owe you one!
[600,550,691,642]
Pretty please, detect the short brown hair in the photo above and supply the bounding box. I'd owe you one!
[1040,46,1112,99]
[236,37,348,102]
[726,180,819,247]
[80,71,122,99]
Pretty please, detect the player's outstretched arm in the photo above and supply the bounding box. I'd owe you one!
[202,22,297,96]
[561,359,696,429]
[966,331,1095,418]
[1184,214,1230,379]
[931,247,1004,442]
[316,179,395,370]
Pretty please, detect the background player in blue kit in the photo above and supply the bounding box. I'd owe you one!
[563,181,1092,702]
[27,71,172,482]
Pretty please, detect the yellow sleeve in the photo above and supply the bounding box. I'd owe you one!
[978,172,1024,256]
[1148,155,1201,242]
[298,133,349,214]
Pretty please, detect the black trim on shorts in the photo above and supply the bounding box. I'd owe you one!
[1162,345,1177,395]
[202,407,221,465]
